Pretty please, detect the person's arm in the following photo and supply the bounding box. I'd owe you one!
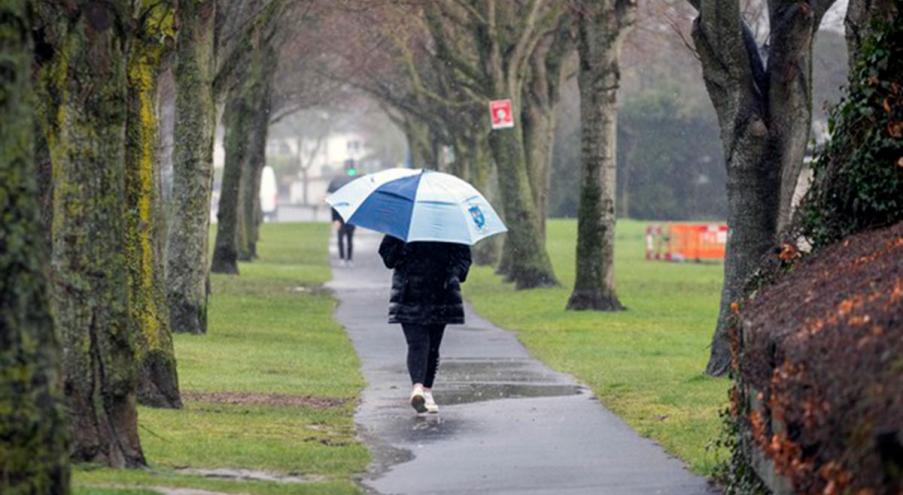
[449,245,472,283]
[379,235,407,269]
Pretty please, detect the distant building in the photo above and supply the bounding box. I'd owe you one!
[265,131,373,206]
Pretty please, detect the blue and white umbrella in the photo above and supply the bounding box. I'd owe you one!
[325,168,507,245]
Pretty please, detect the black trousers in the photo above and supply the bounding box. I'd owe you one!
[338,224,355,260]
[401,323,446,388]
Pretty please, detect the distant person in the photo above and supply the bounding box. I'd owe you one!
[378,235,472,414]
[331,208,355,267]
[327,163,360,267]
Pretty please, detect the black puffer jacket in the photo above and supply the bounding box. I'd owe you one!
[378,235,472,325]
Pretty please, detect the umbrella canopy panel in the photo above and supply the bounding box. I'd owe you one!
[348,172,422,240]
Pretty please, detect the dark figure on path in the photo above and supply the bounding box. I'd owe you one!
[327,165,360,267]
[332,208,355,266]
[379,235,472,414]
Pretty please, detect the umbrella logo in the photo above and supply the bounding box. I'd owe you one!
[468,205,486,230]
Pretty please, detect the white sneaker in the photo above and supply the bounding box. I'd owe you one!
[423,390,439,414]
[347,260,354,268]
[410,384,427,413]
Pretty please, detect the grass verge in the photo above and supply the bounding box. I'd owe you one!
[464,219,730,475]
[74,223,367,495]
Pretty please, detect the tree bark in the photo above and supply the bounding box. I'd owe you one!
[522,29,571,238]
[488,119,558,288]
[211,94,246,274]
[403,115,432,168]
[213,11,278,271]
[166,0,216,334]
[844,0,898,70]
[691,0,835,375]
[465,133,502,266]
[522,97,556,238]
[125,8,181,409]
[239,45,275,261]
[567,0,633,312]
[0,2,70,490]
[37,0,145,467]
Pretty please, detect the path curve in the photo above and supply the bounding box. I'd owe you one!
[326,230,717,495]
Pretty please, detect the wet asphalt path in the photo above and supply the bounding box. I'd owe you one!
[325,230,717,495]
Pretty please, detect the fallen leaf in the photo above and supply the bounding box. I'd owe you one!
[779,243,799,261]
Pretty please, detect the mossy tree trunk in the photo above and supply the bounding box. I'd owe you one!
[468,134,503,266]
[690,0,835,376]
[211,92,246,274]
[0,1,70,491]
[214,20,276,270]
[35,0,145,467]
[567,0,634,311]
[844,0,898,70]
[403,115,432,168]
[165,0,216,333]
[239,51,274,261]
[125,2,181,408]
[522,28,571,239]
[487,118,558,288]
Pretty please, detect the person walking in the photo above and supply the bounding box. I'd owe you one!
[378,234,472,414]
[327,163,360,267]
[331,208,356,267]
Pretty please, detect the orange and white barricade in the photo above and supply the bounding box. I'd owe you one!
[645,223,728,262]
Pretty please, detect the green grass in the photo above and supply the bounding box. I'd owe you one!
[464,219,730,475]
[74,223,367,495]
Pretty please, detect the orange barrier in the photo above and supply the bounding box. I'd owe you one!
[645,223,728,262]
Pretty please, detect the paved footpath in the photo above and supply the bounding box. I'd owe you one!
[325,230,718,495]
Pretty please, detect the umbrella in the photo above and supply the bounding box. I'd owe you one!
[325,168,507,245]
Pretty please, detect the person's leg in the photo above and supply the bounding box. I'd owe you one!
[337,226,346,260]
[423,324,446,389]
[401,324,430,385]
[346,227,355,261]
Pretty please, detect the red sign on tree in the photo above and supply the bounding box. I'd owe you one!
[489,99,514,129]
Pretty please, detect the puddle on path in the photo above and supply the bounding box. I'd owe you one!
[434,383,582,405]
[381,358,584,407]
[438,359,566,384]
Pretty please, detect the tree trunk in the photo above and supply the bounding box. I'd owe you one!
[215,30,274,270]
[125,17,181,409]
[844,0,898,70]
[166,0,216,334]
[487,118,558,288]
[404,116,431,168]
[239,50,275,261]
[567,0,633,312]
[38,0,145,467]
[0,2,70,490]
[211,94,245,275]
[450,134,473,181]
[522,31,570,238]
[466,133,502,266]
[522,98,556,238]
[691,0,833,375]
